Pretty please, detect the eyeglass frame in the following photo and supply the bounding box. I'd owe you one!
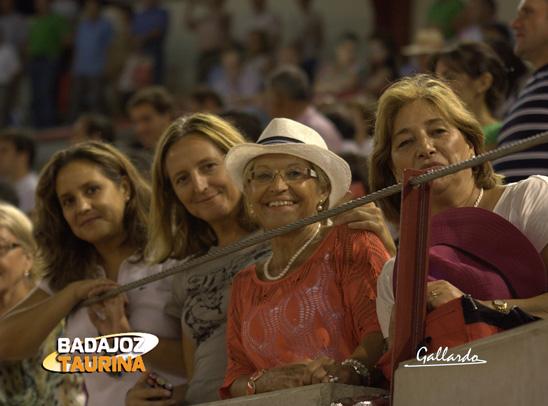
[248,166,318,184]
[0,242,21,257]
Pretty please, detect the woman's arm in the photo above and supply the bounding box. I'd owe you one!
[88,293,186,377]
[125,329,193,406]
[332,194,397,257]
[0,278,117,360]
[317,331,386,386]
[230,330,386,397]
[126,370,185,406]
[229,360,312,398]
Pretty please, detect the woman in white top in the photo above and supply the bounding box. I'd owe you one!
[368,75,548,340]
[0,142,186,406]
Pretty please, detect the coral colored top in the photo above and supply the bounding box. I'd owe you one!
[219,226,389,399]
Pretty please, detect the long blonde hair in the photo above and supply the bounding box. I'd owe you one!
[370,74,503,225]
[147,113,257,263]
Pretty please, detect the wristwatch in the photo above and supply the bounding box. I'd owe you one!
[246,369,265,396]
[492,299,508,314]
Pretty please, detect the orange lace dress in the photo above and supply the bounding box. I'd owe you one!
[219,225,389,398]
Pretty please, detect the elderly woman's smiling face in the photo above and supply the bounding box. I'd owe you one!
[245,154,329,231]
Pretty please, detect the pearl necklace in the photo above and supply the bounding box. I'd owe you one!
[263,223,321,281]
[473,188,484,208]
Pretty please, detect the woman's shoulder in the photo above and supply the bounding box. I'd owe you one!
[330,223,383,244]
[498,175,548,206]
[231,264,257,288]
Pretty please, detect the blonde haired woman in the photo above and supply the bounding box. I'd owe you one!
[126,113,393,405]
[0,203,83,405]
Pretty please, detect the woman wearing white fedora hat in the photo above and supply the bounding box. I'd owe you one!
[125,113,394,405]
[219,118,390,398]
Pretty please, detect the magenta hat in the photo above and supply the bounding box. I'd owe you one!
[394,207,547,300]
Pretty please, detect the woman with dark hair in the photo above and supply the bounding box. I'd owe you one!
[0,141,186,406]
[431,41,508,150]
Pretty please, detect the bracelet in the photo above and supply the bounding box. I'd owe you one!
[341,358,370,387]
[246,369,266,396]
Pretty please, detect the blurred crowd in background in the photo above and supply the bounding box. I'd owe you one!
[0,0,534,215]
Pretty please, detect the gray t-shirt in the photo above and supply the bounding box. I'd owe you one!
[165,235,271,404]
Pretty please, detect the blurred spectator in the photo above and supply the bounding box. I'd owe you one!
[345,96,376,157]
[70,112,115,145]
[219,109,264,142]
[337,151,369,199]
[266,64,343,151]
[0,0,28,54]
[106,4,133,117]
[324,110,355,149]
[0,129,37,213]
[126,85,175,173]
[68,0,113,122]
[290,0,323,80]
[0,31,20,127]
[208,44,263,112]
[132,0,169,84]
[400,27,444,76]
[425,0,465,40]
[0,177,18,207]
[51,0,78,25]
[187,85,224,114]
[244,29,274,78]
[363,31,399,98]
[432,41,509,150]
[485,37,531,118]
[314,32,364,103]
[27,0,70,128]
[185,0,231,83]
[457,0,511,42]
[492,0,548,183]
[128,85,175,149]
[238,0,281,49]
[275,42,302,69]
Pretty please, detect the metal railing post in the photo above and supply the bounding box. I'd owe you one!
[389,169,432,404]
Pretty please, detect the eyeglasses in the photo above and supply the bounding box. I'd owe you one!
[0,242,21,257]
[249,167,318,184]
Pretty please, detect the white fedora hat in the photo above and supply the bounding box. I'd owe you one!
[225,118,351,208]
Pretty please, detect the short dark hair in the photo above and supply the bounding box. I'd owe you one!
[430,41,508,117]
[127,85,176,117]
[267,65,311,101]
[0,177,19,207]
[338,31,360,45]
[219,109,264,142]
[77,113,115,143]
[190,85,225,110]
[0,128,36,167]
